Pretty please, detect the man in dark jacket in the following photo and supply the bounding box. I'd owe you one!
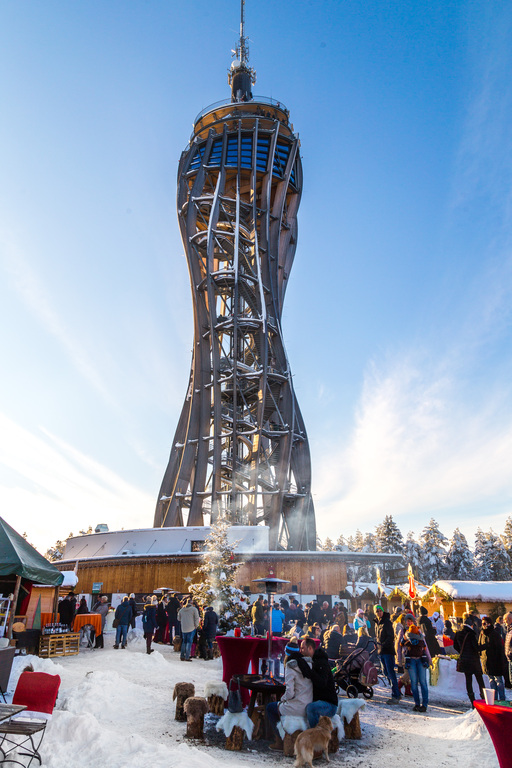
[478,616,505,701]
[202,606,218,659]
[298,637,338,726]
[454,614,484,705]
[166,593,181,641]
[114,596,133,649]
[503,612,512,689]
[306,601,322,626]
[323,624,344,659]
[374,605,400,704]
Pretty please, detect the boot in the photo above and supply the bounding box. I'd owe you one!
[207,649,213,660]
[269,736,283,752]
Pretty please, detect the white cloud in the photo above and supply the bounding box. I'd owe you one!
[314,350,512,541]
[0,413,154,552]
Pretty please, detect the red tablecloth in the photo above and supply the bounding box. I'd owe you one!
[250,636,289,673]
[474,700,512,768]
[215,636,259,705]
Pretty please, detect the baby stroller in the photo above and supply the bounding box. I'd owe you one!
[333,647,379,699]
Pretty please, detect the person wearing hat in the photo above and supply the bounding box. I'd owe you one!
[401,614,431,712]
[454,613,485,706]
[374,604,401,704]
[354,608,371,633]
[266,638,313,751]
[478,616,506,702]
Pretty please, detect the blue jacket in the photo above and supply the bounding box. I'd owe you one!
[115,601,133,626]
[142,604,157,632]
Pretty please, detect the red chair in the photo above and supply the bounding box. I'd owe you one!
[0,671,61,766]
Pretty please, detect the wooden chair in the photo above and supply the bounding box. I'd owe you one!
[0,671,61,767]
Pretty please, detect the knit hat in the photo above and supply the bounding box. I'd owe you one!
[356,608,364,616]
[285,638,300,655]
[373,605,384,614]
[404,613,416,623]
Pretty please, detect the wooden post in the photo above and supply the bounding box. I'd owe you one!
[7,575,21,640]
[283,730,302,757]
[225,725,245,750]
[207,694,225,716]
[344,712,361,740]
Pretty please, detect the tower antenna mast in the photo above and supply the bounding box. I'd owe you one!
[228,0,256,101]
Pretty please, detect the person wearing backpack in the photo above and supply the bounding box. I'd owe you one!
[401,614,431,712]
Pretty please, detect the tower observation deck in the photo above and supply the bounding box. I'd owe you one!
[154,3,316,550]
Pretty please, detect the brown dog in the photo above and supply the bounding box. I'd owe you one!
[293,715,333,768]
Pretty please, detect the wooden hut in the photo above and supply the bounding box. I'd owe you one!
[421,581,512,619]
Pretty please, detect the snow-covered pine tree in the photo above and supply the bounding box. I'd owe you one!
[375,515,404,576]
[420,518,448,583]
[474,529,510,580]
[501,517,512,559]
[404,532,425,582]
[473,528,493,581]
[445,528,474,580]
[189,517,249,632]
[322,537,335,551]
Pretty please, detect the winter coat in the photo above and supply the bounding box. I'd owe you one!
[504,626,512,661]
[166,596,180,621]
[178,604,200,634]
[251,601,264,625]
[142,604,157,633]
[354,615,371,632]
[202,608,218,639]
[58,599,75,626]
[401,629,431,667]
[93,601,109,630]
[479,626,506,676]
[375,612,395,656]
[431,612,445,634]
[156,602,168,628]
[419,615,440,657]
[297,648,338,705]
[129,597,138,619]
[271,608,285,634]
[324,628,344,659]
[278,655,313,718]
[115,600,133,626]
[454,625,482,675]
[306,603,323,625]
[394,623,405,665]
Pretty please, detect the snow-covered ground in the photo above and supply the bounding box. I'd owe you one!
[4,631,500,768]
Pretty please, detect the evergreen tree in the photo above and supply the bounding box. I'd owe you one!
[321,537,335,551]
[474,529,510,581]
[474,528,493,581]
[445,528,474,580]
[375,515,404,555]
[375,515,404,577]
[189,517,249,631]
[404,532,425,582]
[335,534,348,549]
[501,516,512,559]
[420,518,448,583]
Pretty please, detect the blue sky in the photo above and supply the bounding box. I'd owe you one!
[1,1,512,553]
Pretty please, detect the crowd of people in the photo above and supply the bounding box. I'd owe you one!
[58,590,512,711]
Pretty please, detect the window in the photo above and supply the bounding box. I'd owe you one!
[189,144,205,171]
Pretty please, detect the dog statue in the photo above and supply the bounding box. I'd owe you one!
[293,715,333,768]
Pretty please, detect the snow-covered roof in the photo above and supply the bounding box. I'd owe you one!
[35,570,78,588]
[432,580,512,602]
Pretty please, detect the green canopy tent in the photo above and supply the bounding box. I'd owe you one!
[0,517,64,637]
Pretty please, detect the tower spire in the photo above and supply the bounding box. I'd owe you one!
[228,0,256,102]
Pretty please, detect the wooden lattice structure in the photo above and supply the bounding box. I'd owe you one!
[154,10,315,551]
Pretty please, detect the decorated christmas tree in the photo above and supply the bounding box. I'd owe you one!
[189,516,250,632]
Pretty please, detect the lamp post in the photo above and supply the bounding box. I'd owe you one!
[252,571,290,663]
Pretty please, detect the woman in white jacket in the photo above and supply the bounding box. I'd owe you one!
[266,638,313,750]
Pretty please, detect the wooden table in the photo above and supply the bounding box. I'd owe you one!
[237,676,285,739]
[474,700,512,768]
[0,704,26,723]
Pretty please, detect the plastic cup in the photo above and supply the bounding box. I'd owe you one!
[483,688,495,705]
